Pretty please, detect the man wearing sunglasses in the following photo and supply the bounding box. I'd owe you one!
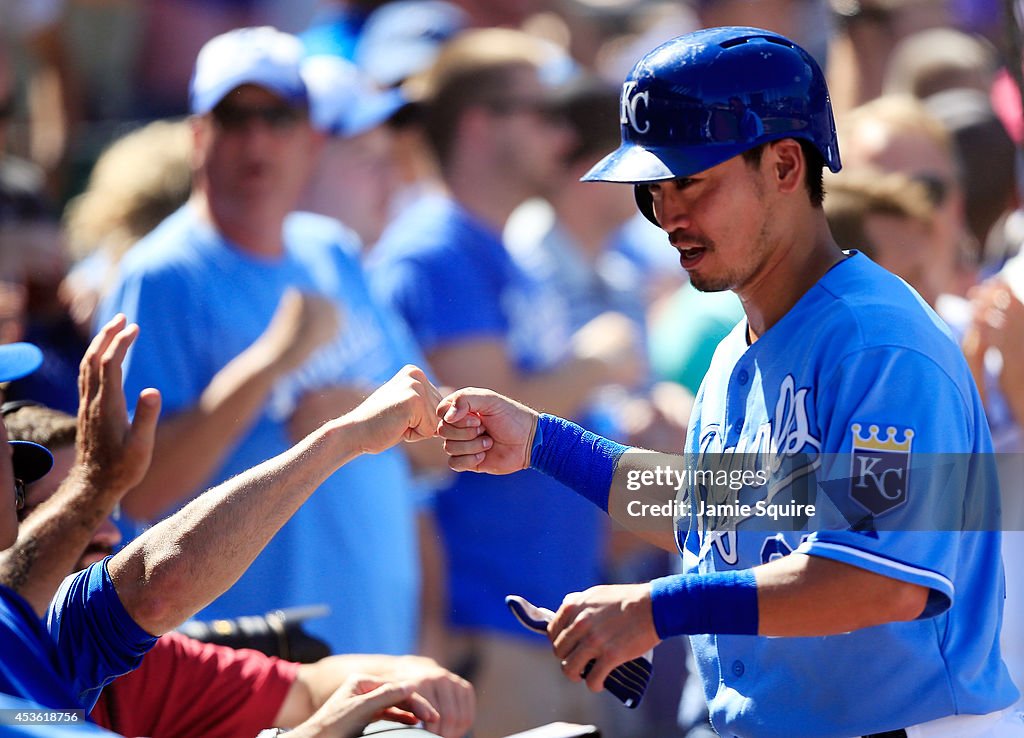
[98,27,427,659]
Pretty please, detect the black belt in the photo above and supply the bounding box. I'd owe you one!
[863,731,908,738]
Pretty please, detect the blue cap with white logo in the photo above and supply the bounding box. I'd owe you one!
[190,26,308,115]
[582,27,842,225]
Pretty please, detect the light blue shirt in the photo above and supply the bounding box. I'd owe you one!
[99,205,421,655]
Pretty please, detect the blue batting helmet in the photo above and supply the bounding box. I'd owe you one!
[583,27,842,225]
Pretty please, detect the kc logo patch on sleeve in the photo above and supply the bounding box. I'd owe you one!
[849,424,914,516]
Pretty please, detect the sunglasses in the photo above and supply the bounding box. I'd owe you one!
[14,477,24,511]
[211,102,307,131]
[911,174,952,207]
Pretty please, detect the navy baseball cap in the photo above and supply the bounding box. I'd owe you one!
[190,26,308,115]
[0,343,52,484]
[301,55,408,138]
[11,441,53,484]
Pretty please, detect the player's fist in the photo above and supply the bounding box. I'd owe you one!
[341,366,442,455]
[436,389,537,475]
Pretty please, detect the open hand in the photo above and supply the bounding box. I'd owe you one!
[75,314,161,495]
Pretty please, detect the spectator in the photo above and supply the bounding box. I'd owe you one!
[299,55,405,249]
[5,402,473,738]
[0,316,446,734]
[824,169,940,304]
[923,87,1018,269]
[98,26,429,657]
[504,77,690,452]
[839,94,970,297]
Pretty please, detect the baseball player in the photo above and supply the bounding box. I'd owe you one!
[437,27,1020,738]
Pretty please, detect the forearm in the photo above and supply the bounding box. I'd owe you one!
[529,415,682,552]
[0,468,124,614]
[109,417,366,635]
[121,348,285,521]
[608,450,686,553]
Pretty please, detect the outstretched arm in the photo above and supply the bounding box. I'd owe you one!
[0,315,160,614]
[109,365,441,635]
[437,388,682,552]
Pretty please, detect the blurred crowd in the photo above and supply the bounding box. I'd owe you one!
[0,0,1022,736]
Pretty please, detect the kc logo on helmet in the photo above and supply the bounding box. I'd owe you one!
[849,424,914,516]
[620,81,650,135]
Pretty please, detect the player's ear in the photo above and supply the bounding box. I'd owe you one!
[769,139,804,195]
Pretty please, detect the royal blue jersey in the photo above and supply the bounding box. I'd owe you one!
[0,560,155,713]
[678,253,1018,737]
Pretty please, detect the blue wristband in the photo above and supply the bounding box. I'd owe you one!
[649,570,759,638]
[529,414,629,513]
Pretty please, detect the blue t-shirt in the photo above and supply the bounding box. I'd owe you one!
[98,206,421,655]
[0,560,155,713]
[678,253,1018,737]
[370,194,605,634]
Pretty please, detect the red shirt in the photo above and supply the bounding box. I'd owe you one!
[91,632,300,737]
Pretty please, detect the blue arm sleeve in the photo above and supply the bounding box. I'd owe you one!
[46,560,157,711]
[530,414,630,513]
